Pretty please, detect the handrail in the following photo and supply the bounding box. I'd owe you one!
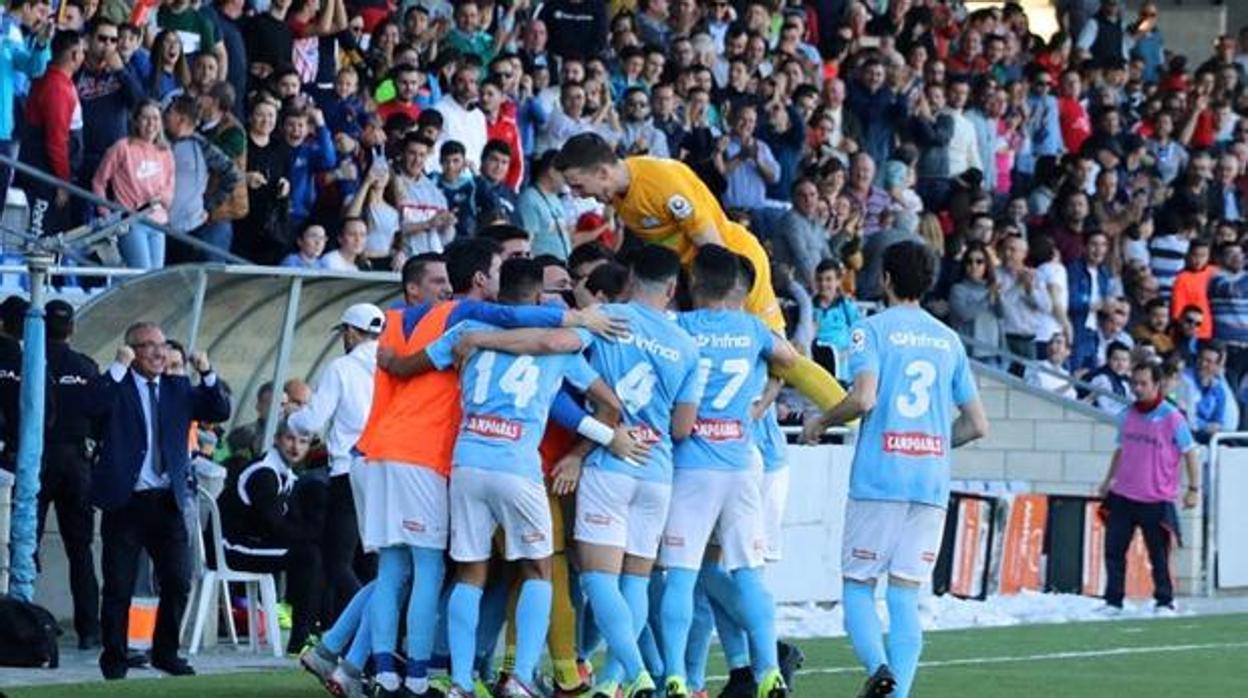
[0,151,252,265]
[958,332,1131,407]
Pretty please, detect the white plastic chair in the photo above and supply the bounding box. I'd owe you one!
[186,488,283,658]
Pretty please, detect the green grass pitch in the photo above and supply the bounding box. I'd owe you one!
[6,614,1246,697]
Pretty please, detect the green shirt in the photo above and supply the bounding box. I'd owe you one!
[157,6,220,56]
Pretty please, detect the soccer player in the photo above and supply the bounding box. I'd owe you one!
[406,258,620,697]
[657,246,797,698]
[802,241,989,698]
[553,133,846,412]
[460,244,705,698]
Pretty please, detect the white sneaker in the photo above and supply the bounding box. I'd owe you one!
[1154,603,1178,617]
[1094,604,1124,618]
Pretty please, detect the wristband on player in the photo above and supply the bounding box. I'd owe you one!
[577,416,616,446]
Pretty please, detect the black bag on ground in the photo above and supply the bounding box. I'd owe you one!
[0,595,60,668]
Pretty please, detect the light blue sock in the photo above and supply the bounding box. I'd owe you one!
[732,567,778,676]
[842,580,887,675]
[323,582,374,655]
[643,570,666,676]
[574,568,603,660]
[371,547,413,690]
[600,654,624,684]
[621,573,661,677]
[447,583,483,690]
[475,577,512,676]
[345,605,373,669]
[886,584,923,698]
[686,584,715,690]
[659,568,698,682]
[514,579,553,683]
[580,571,645,681]
[432,586,451,665]
[404,546,447,691]
[709,594,750,669]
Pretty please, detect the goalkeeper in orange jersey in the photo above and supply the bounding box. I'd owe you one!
[553,133,847,410]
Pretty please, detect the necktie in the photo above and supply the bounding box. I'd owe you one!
[147,380,162,476]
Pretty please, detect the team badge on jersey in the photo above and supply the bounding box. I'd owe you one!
[850,328,866,353]
[667,194,694,220]
[641,216,661,228]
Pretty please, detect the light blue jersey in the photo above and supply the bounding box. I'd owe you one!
[754,404,788,473]
[583,303,704,483]
[427,320,599,481]
[847,306,977,507]
[673,309,774,471]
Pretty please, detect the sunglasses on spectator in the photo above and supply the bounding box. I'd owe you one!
[95,34,118,43]
[1183,317,1202,326]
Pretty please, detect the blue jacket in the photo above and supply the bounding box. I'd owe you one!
[87,368,231,512]
[287,125,337,221]
[845,82,908,170]
[1068,258,1114,370]
[0,15,50,140]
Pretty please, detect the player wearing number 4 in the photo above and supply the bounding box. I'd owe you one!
[554,134,848,414]
[459,245,705,698]
[802,241,990,698]
[659,246,799,698]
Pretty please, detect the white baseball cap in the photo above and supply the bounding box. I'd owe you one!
[337,303,385,334]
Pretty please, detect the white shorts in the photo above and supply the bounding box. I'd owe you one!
[358,459,449,552]
[842,499,946,583]
[660,468,765,571]
[450,467,553,562]
[761,467,790,562]
[574,468,671,559]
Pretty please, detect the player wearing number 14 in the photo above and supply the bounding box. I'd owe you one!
[803,241,989,698]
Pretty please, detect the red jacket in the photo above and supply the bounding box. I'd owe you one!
[25,66,80,180]
[486,112,524,192]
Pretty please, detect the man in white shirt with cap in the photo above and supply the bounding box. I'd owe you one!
[289,302,385,618]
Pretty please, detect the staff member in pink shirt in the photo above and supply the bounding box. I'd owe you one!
[92,99,175,269]
[1098,361,1201,615]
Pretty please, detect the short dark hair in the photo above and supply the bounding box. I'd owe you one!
[1198,339,1226,359]
[736,253,756,293]
[498,258,545,303]
[883,240,936,301]
[555,133,619,171]
[445,238,501,294]
[629,244,682,286]
[1106,341,1132,359]
[86,16,118,36]
[402,252,445,286]
[815,258,844,276]
[691,245,741,301]
[167,94,199,122]
[402,132,436,151]
[569,242,614,272]
[478,223,530,244]
[532,254,566,273]
[417,109,444,130]
[209,81,236,113]
[585,262,629,301]
[1132,361,1163,384]
[482,138,513,161]
[440,140,466,159]
[1144,297,1169,313]
[51,30,82,61]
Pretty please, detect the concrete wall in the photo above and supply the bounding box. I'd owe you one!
[956,365,1203,594]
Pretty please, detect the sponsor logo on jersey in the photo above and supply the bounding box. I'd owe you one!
[465,413,523,441]
[851,547,878,560]
[630,424,663,445]
[695,333,753,350]
[521,531,548,544]
[850,328,866,353]
[617,331,681,361]
[663,534,686,547]
[887,330,953,352]
[693,418,744,441]
[402,519,427,533]
[583,512,612,526]
[883,431,946,457]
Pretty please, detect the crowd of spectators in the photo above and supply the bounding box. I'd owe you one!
[2,0,1248,427]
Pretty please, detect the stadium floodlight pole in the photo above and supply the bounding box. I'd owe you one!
[4,207,155,602]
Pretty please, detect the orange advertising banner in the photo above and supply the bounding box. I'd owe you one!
[1000,494,1048,594]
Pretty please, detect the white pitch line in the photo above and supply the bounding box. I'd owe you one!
[706,641,1248,681]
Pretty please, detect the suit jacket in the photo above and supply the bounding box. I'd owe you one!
[1206,184,1245,223]
[87,367,231,512]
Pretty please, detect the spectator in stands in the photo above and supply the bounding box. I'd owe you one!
[1057,68,1091,154]
[92,99,174,269]
[479,223,532,260]
[164,95,241,261]
[0,5,50,208]
[810,259,859,380]
[237,95,291,264]
[1179,340,1236,444]
[198,82,248,261]
[19,30,83,237]
[395,133,455,254]
[998,233,1052,368]
[845,152,890,237]
[1210,153,1244,223]
[283,105,337,236]
[436,140,477,241]
[945,77,983,180]
[845,56,908,170]
[376,63,424,125]
[1210,240,1248,384]
[218,416,325,654]
[1149,213,1198,301]
[474,139,519,224]
[1086,339,1134,414]
[950,240,1005,362]
[75,17,143,197]
[1169,238,1216,340]
[910,81,955,210]
[1048,188,1094,264]
[436,62,488,172]
[242,0,293,83]
[207,0,247,119]
[480,77,524,190]
[1098,360,1198,616]
[518,150,571,260]
[1030,234,1072,358]
[321,217,371,271]
[774,178,831,287]
[281,224,329,269]
[1034,332,1077,399]
[148,29,190,103]
[226,381,274,463]
[1069,229,1120,371]
[717,103,781,214]
[1132,297,1176,356]
[617,85,670,159]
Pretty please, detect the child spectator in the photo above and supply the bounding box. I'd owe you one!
[436,140,477,239]
[280,224,329,268]
[810,260,860,380]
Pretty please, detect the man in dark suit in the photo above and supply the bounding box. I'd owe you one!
[87,321,231,680]
[1208,153,1245,224]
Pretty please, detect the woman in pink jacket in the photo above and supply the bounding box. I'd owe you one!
[92,99,175,269]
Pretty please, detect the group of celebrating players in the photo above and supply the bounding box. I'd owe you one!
[298,134,989,698]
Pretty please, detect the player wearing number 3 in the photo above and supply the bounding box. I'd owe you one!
[554,133,848,414]
[462,245,705,698]
[802,241,990,698]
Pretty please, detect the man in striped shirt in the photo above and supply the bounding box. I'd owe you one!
[1147,213,1198,301]
[1209,241,1248,384]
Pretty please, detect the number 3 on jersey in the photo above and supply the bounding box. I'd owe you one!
[471,351,540,409]
[896,359,935,419]
[617,362,657,414]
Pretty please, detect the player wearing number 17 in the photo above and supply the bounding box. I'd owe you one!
[801,241,990,698]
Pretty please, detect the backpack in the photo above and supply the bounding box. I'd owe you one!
[0,596,60,668]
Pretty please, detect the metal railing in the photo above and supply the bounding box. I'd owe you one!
[957,333,1132,408]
